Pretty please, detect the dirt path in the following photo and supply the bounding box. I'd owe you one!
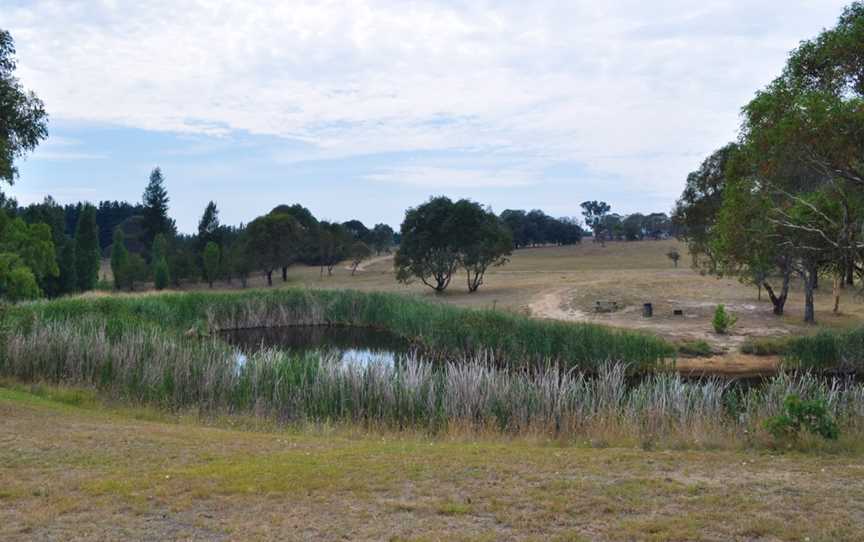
[345,254,393,273]
[528,287,587,321]
[529,286,784,376]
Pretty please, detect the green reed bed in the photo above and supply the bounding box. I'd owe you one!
[784,327,864,373]
[2,319,863,447]
[2,288,674,373]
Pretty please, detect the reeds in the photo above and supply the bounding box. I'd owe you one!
[4,288,675,372]
[3,319,863,445]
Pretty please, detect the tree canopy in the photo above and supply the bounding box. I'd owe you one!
[0,30,48,184]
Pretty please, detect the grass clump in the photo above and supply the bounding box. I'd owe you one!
[740,337,790,356]
[676,340,714,357]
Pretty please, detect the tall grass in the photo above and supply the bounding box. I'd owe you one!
[2,319,862,445]
[2,288,674,373]
[784,328,864,373]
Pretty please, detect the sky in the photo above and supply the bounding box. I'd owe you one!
[0,0,852,233]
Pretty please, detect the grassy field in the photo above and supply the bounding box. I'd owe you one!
[174,241,864,353]
[3,384,864,541]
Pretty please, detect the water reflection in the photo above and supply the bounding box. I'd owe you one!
[223,325,411,367]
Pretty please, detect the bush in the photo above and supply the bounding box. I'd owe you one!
[764,394,839,442]
[712,304,737,334]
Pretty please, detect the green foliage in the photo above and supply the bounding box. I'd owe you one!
[672,144,736,270]
[317,221,351,276]
[151,234,170,290]
[395,196,462,292]
[141,167,173,246]
[740,337,789,356]
[58,240,77,294]
[676,340,713,357]
[74,205,100,292]
[246,212,301,285]
[349,240,372,275]
[196,201,220,250]
[1,288,675,373]
[711,305,737,335]
[370,223,394,254]
[0,253,40,301]
[396,197,513,293]
[580,200,611,242]
[0,29,48,183]
[125,253,147,290]
[782,328,864,372]
[153,258,170,290]
[110,228,129,290]
[764,394,839,442]
[202,241,221,288]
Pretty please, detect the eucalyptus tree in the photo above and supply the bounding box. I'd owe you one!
[0,30,48,184]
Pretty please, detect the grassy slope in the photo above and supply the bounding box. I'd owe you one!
[2,385,863,541]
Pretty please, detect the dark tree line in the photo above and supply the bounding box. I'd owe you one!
[499,209,583,248]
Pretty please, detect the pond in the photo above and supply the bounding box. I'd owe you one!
[222,325,413,367]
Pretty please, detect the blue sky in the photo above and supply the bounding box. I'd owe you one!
[1,0,852,232]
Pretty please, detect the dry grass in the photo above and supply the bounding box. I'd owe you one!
[169,241,864,352]
[2,384,863,541]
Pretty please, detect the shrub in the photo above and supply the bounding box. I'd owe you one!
[764,394,839,442]
[712,305,737,334]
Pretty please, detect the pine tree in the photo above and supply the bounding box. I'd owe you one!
[74,205,100,291]
[197,201,220,248]
[142,167,171,248]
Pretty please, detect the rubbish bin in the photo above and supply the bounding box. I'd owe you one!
[642,303,653,318]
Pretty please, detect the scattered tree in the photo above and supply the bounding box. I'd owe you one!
[580,201,611,245]
[666,248,680,268]
[141,167,173,248]
[349,241,372,275]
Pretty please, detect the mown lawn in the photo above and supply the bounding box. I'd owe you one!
[2,385,863,541]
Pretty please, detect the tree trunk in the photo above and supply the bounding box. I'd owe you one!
[281,266,288,282]
[763,268,790,316]
[466,267,485,293]
[833,273,841,314]
[266,271,273,286]
[351,262,358,275]
[846,257,855,286]
[803,264,817,324]
[240,276,247,288]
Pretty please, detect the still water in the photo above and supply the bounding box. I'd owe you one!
[222,325,412,367]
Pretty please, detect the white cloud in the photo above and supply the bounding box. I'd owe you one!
[366,165,538,188]
[1,0,851,196]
